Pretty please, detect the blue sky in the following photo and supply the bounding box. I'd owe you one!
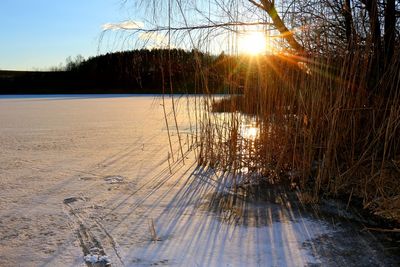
[0,1,269,70]
[0,0,138,70]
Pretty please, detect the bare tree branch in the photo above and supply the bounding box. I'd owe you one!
[248,0,306,54]
[114,21,274,33]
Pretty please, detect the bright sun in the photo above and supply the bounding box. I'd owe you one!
[238,31,269,55]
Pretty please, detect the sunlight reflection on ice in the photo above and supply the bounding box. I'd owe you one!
[239,116,260,141]
[241,125,259,140]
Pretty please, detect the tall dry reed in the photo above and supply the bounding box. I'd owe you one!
[197,51,400,220]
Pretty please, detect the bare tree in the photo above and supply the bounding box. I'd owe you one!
[123,0,399,90]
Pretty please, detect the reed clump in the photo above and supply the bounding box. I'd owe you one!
[197,52,400,222]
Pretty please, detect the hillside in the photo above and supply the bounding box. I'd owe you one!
[0,49,222,94]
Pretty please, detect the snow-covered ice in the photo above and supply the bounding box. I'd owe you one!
[0,95,398,266]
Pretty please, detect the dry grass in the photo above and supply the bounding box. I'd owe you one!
[196,52,400,222]
[148,218,160,242]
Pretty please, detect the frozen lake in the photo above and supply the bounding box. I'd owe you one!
[0,95,398,266]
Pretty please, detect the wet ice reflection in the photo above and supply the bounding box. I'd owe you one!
[239,115,260,141]
[240,124,259,141]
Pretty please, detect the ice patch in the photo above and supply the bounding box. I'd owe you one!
[84,253,111,266]
[104,175,125,184]
[83,247,111,266]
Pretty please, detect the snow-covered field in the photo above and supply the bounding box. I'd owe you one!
[0,95,398,266]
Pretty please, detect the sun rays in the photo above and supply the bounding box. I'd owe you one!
[238,31,278,56]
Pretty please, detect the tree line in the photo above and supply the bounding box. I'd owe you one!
[0,48,232,94]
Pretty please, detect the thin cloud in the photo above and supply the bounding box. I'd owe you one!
[138,32,178,49]
[138,32,167,44]
[102,20,144,31]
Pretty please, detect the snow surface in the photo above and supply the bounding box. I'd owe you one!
[0,95,397,267]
